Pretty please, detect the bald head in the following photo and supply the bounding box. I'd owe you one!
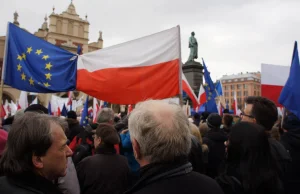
[129,100,191,163]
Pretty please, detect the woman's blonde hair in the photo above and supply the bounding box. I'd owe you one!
[190,122,209,152]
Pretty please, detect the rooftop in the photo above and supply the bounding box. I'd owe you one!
[221,72,261,81]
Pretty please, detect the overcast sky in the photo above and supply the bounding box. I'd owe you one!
[0,0,299,80]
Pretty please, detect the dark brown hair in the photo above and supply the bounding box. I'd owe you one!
[96,123,120,145]
[0,112,64,175]
[245,96,278,131]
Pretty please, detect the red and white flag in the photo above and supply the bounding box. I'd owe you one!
[77,27,181,105]
[67,91,72,106]
[232,91,238,115]
[128,105,133,115]
[18,91,28,110]
[198,84,206,107]
[182,73,199,109]
[261,64,290,106]
[1,105,6,118]
[93,97,100,123]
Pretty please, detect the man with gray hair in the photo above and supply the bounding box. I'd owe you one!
[96,108,114,124]
[125,100,224,194]
[0,112,73,194]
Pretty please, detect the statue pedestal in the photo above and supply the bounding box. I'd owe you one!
[182,60,204,97]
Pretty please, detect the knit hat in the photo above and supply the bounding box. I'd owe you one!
[25,104,48,114]
[282,114,300,131]
[207,113,222,129]
[0,129,8,156]
[67,111,77,120]
[95,123,120,145]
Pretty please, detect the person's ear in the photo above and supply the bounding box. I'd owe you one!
[132,138,141,160]
[32,154,44,169]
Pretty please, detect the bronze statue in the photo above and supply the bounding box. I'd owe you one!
[187,32,198,62]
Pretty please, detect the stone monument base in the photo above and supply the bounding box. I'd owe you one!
[182,60,204,97]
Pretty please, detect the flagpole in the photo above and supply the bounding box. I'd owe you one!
[177,25,183,107]
[0,23,10,120]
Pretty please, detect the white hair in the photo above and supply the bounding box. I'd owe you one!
[129,100,191,163]
[96,108,114,123]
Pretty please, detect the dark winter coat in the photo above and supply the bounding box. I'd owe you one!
[76,144,130,194]
[203,129,228,178]
[66,118,84,142]
[281,128,300,194]
[0,172,62,194]
[125,157,224,194]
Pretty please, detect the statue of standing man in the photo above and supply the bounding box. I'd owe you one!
[187,32,198,62]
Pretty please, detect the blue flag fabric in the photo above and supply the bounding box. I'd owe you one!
[80,96,89,127]
[202,58,218,113]
[4,23,77,92]
[61,104,68,117]
[215,80,223,96]
[279,41,300,120]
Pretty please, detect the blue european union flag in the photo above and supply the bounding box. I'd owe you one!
[202,58,218,113]
[215,80,223,96]
[61,104,68,117]
[80,96,89,127]
[4,23,77,92]
[279,41,300,120]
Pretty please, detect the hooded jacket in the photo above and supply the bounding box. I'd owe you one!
[203,129,228,178]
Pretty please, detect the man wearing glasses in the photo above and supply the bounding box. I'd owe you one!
[242,96,291,178]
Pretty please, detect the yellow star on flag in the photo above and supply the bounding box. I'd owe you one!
[85,116,88,119]
[21,73,26,80]
[17,55,22,61]
[44,82,50,87]
[36,49,43,55]
[42,55,49,60]
[27,47,33,54]
[83,121,86,124]
[22,53,26,60]
[45,73,52,80]
[29,77,34,85]
[45,62,52,70]
[17,64,22,71]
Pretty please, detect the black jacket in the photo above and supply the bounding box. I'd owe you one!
[0,172,62,194]
[125,157,224,194]
[188,135,204,174]
[66,118,84,142]
[76,145,130,194]
[281,128,300,194]
[203,129,228,178]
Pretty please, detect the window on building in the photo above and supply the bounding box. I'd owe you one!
[237,84,242,89]
[243,91,248,96]
[231,85,235,90]
[237,91,242,96]
[231,91,234,96]
[254,91,257,96]
[244,84,248,89]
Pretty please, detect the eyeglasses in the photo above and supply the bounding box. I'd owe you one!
[240,112,255,119]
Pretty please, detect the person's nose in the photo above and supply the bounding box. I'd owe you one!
[66,145,73,157]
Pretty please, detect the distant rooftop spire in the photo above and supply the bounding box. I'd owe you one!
[66,0,77,15]
[41,14,48,30]
[52,5,55,13]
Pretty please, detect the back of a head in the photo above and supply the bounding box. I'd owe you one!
[67,110,77,120]
[245,96,278,131]
[24,104,48,114]
[96,108,114,124]
[227,122,280,192]
[207,113,222,130]
[223,109,230,114]
[199,123,209,137]
[96,123,120,145]
[129,100,191,163]
[189,122,202,144]
[0,112,62,175]
[223,114,233,128]
[193,113,200,120]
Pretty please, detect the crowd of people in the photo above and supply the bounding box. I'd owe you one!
[0,96,299,194]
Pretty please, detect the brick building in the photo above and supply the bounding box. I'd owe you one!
[220,72,261,110]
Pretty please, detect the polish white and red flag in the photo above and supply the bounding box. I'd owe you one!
[232,91,238,115]
[93,97,100,123]
[76,26,181,104]
[261,64,290,106]
[182,73,199,109]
